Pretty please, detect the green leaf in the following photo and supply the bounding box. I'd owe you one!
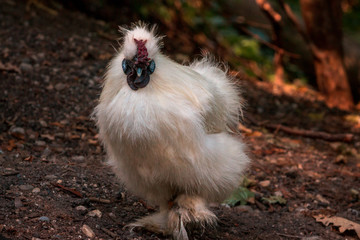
[224,186,255,207]
[308,112,325,121]
[242,176,256,188]
[262,195,287,205]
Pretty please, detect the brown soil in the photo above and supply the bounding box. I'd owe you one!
[0,1,359,240]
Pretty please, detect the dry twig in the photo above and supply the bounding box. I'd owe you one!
[26,0,58,16]
[88,197,112,204]
[2,171,20,176]
[101,227,119,238]
[51,182,83,198]
[247,115,354,142]
[277,0,310,44]
[256,0,282,22]
[276,233,302,239]
[266,124,354,142]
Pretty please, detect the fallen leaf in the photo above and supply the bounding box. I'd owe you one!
[75,116,89,121]
[24,156,34,162]
[334,155,347,164]
[224,187,255,206]
[264,148,286,155]
[262,195,287,205]
[304,170,322,179]
[278,187,292,199]
[279,137,302,148]
[41,134,55,141]
[329,142,343,152]
[69,134,80,139]
[252,147,286,156]
[0,61,21,73]
[344,114,360,125]
[350,189,359,197]
[246,131,262,137]
[88,139,98,145]
[98,52,112,60]
[6,139,16,151]
[259,180,271,187]
[81,224,95,238]
[315,194,330,205]
[314,214,360,238]
[308,112,325,121]
[50,122,65,128]
[242,176,256,188]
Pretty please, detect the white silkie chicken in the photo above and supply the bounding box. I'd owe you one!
[94,24,250,240]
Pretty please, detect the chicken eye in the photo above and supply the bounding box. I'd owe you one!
[122,59,132,75]
[148,60,156,74]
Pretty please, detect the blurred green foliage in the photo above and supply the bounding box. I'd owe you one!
[224,176,255,206]
[262,195,287,205]
[224,186,255,206]
[132,0,359,83]
[343,2,360,40]
[135,0,274,78]
[284,0,360,40]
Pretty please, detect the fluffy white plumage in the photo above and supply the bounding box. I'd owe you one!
[94,24,250,240]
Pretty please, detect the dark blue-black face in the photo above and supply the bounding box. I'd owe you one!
[122,58,156,91]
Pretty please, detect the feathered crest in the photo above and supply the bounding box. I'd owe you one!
[118,22,164,59]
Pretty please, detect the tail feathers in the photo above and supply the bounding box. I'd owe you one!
[168,195,217,240]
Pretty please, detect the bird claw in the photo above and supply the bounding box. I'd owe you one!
[168,195,217,240]
[123,212,170,236]
[123,222,141,232]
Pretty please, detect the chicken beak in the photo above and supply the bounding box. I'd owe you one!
[136,68,143,77]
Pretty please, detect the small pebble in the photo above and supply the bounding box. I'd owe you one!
[315,194,330,205]
[220,203,230,208]
[234,205,253,213]
[259,180,271,187]
[19,62,33,72]
[39,216,50,222]
[45,174,57,180]
[41,148,51,157]
[11,127,25,135]
[37,52,45,59]
[36,34,45,41]
[39,120,48,127]
[55,83,66,91]
[295,207,307,213]
[46,84,54,91]
[301,236,323,240]
[81,224,95,238]
[72,156,85,162]
[10,127,25,139]
[32,188,41,193]
[76,205,87,212]
[87,209,102,218]
[19,184,34,191]
[14,197,23,208]
[35,140,46,147]
[274,191,283,197]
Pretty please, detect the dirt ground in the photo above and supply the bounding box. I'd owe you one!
[1,1,359,239]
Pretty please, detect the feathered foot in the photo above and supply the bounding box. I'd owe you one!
[125,210,170,236]
[168,195,217,240]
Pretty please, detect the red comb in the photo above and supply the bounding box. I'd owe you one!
[134,39,150,64]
